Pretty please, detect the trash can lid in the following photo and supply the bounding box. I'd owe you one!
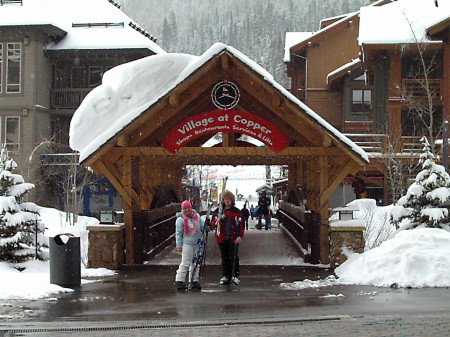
[53,233,79,245]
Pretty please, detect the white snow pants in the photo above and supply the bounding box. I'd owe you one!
[175,243,200,283]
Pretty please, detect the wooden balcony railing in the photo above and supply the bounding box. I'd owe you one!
[345,133,425,154]
[50,88,92,109]
[402,78,442,101]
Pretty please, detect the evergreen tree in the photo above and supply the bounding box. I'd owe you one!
[391,137,450,231]
[0,145,47,267]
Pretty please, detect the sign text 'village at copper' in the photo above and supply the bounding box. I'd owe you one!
[162,110,288,153]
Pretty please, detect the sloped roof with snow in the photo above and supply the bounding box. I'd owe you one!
[284,32,313,62]
[70,43,369,164]
[359,0,450,45]
[0,0,165,54]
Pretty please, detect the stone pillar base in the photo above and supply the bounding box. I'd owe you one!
[86,224,125,269]
[330,222,365,269]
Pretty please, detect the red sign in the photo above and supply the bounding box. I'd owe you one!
[162,110,289,153]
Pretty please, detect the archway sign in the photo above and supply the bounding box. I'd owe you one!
[162,109,289,153]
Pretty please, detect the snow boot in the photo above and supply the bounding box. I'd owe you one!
[176,281,188,291]
[219,276,230,285]
[190,282,202,291]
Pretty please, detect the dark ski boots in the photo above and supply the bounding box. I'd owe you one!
[176,281,188,291]
[189,282,202,291]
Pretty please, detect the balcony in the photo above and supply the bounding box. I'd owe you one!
[344,134,424,155]
[401,78,442,105]
[50,88,92,110]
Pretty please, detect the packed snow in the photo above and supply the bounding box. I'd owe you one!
[70,43,369,164]
[0,0,164,54]
[359,0,450,45]
[0,207,115,300]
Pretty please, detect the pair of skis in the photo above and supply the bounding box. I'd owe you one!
[190,201,212,284]
[215,176,228,237]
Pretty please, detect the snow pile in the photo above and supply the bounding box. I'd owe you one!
[70,43,368,164]
[344,199,395,250]
[0,207,115,300]
[359,0,450,45]
[0,0,164,53]
[335,228,450,288]
[280,275,338,290]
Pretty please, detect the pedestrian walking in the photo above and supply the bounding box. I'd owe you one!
[241,202,250,230]
[175,200,207,291]
[211,190,245,285]
[250,204,255,220]
[257,190,271,230]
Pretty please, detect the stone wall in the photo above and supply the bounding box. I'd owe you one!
[330,225,365,269]
[86,224,125,269]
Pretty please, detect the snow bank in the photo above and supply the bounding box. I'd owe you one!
[335,228,450,288]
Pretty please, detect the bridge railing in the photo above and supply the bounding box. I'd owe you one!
[277,200,321,264]
[141,203,181,261]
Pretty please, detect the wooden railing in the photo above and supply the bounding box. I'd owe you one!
[50,88,92,109]
[402,78,442,101]
[345,133,425,154]
[141,203,181,261]
[277,200,321,264]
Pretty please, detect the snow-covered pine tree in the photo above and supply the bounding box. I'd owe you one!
[391,137,450,231]
[0,145,47,267]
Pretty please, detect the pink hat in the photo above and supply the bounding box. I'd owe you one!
[181,200,192,209]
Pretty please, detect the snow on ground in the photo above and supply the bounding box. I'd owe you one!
[0,207,115,300]
[281,227,450,290]
[2,202,450,300]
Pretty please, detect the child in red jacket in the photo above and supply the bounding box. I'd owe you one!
[211,190,245,285]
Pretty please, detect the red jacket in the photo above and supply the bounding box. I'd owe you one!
[211,205,245,244]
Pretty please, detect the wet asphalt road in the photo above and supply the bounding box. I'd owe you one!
[1,223,450,336]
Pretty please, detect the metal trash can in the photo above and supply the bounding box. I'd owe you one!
[49,233,81,287]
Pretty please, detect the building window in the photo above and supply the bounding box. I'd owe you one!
[71,66,86,88]
[351,89,372,115]
[88,66,103,88]
[6,43,22,93]
[5,116,20,150]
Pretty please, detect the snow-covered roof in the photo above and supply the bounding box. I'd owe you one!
[0,0,165,54]
[327,58,361,85]
[70,43,369,164]
[284,32,313,62]
[359,0,450,45]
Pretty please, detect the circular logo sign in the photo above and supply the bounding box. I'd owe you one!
[211,80,240,110]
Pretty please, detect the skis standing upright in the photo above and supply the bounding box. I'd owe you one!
[215,176,228,237]
[190,202,212,285]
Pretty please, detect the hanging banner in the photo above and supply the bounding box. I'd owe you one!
[162,110,289,153]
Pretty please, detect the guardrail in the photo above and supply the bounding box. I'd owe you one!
[141,203,181,261]
[277,200,321,264]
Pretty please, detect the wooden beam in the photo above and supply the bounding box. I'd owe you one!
[117,134,129,147]
[110,146,344,157]
[320,160,359,208]
[221,53,229,71]
[122,154,135,264]
[169,93,179,108]
[100,155,141,205]
[92,159,132,208]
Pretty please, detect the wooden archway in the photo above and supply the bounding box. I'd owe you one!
[82,45,368,265]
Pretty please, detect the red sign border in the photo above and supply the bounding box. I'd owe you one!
[162,110,289,153]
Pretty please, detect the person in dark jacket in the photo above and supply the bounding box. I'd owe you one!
[211,190,245,285]
[257,191,271,230]
[241,202,250,230]
[250,204,255,220]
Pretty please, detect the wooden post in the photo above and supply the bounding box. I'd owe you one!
[132,157,144,264]
[122,155,135,264]
[318,155,330,264]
